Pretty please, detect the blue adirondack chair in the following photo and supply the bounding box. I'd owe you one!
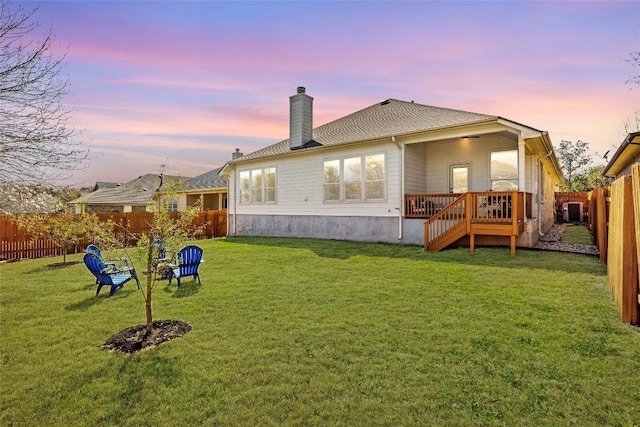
[85,244,132,284]
[168,245,203,286]
[84,253,139,296]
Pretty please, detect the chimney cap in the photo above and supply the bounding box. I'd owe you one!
[296,86,306,94]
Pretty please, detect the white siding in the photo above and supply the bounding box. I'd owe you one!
[230,141,402,218]
[424,135,517,193]
[525,154,534,193]
[404,143,427,193]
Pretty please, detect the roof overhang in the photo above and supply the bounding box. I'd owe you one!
[183,187,227,194]
[523,131,564,184]
[603,131,640,177]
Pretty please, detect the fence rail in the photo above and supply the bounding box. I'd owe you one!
[0,211,227,260]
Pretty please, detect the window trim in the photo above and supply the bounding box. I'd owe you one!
[239,166,277,204]
[449,163,471,193]
[323,152,387,203]
[162,197,178,212]
[489,149,519,191]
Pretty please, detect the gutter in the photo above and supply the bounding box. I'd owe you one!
[602,131,640,177]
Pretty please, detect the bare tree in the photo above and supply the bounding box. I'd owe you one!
[626,51,640,88]
[623,51,640,133]
[0,0,86,184]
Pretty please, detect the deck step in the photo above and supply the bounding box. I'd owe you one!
[426,224,467,252]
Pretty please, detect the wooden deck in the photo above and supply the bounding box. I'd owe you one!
[405,192,530,256]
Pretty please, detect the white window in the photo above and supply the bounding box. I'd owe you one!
[344,156,362,200]
[365,154,385,199]
[163,198,178,212]
[490,150,518,191]
[240,167,276,204]
[264,167,276,202]
[323,153,386,202]
[323,160,340,201]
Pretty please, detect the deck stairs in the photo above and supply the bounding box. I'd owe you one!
[423,191,525,256]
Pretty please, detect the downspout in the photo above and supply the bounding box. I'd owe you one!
[228,164,236,235]
[537,151,553,236]
[392,136,403,240]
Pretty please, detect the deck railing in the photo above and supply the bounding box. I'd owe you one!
[404,194,462,218]
[405,192,530,220]
[423,194,467,251]
[470,191,525,223]
[420,192,529,253]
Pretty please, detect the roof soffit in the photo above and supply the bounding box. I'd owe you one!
[603,132,640,177]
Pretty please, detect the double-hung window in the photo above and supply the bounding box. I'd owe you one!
[324,153,386,202]
[240,167,276,203]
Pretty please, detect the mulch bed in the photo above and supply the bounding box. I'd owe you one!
[102,319,192,354]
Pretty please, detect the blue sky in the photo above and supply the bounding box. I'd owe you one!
[26,0,640,185]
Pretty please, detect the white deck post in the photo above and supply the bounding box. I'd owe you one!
[518,136,526,217]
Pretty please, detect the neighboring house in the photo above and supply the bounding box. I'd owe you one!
[602,131,640,179]
[221,87,563,252]
[70,174,189,213]
[173,165,228,212]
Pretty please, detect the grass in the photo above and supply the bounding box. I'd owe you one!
[561,224,594,245]
[1,237,639,426]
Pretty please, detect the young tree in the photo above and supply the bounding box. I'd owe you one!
[17,211,103,263]
[0,0,87,184]
[555,140,591,191]
[134,199,201,333]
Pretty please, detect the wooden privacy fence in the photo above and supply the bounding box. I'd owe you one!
[606,164,640,325]
[0,210,227,261]
[588,187,609,262]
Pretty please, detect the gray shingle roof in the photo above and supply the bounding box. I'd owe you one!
[187,166,227,191]
[237,99,500,161]
[93,181,120,191]
[73,174,189,205]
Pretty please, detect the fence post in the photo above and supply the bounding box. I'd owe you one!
[597,188,608,262]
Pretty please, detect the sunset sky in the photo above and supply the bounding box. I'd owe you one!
[27,1,640,186]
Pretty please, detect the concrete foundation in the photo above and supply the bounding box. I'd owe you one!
[229,215,540,249]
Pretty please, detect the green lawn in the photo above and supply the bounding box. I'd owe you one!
[561,225,594,245]
[1,237,639,426]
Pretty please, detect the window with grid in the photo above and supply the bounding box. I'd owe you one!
[323,153,386,202]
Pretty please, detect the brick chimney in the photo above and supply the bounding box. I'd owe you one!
[289,86,313,150]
